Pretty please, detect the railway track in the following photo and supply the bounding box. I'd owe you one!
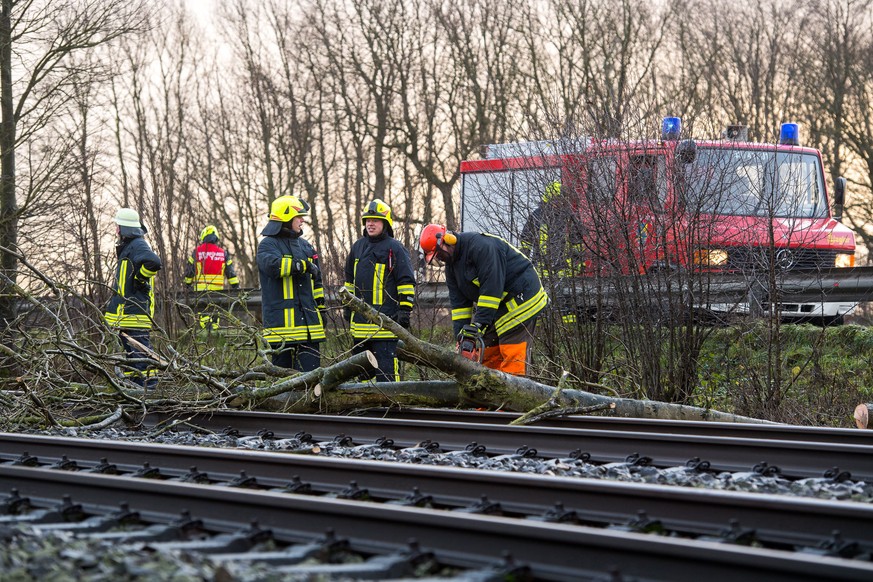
[351,407,873,444]
[2,432,873,581]
[145,410,873,481]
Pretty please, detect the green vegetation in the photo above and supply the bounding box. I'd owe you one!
[178,318,873,427]
[539,321,873,428]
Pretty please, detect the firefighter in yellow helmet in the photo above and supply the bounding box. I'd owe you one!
[519,180,584,275]
[519,180,586,324]
[183,225,240,330]
[256,195,325,371]
[104,207,162,388]
[419,224,548,376]
[343,199,416,381]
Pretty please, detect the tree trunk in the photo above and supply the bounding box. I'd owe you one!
[340,288,773,423]
[854,403,872,430]
[231,350,378,409]
[0,0,17,336]
[253,382,462,413]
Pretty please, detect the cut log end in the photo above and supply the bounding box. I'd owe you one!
[365,350,378,369]
[313,384,322,398]
[854,403,871,430]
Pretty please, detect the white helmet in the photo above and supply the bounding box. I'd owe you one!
[115,208,141,228]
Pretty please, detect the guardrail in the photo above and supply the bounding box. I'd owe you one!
[180,266,873,310]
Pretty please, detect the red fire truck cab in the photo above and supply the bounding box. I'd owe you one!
[459,118,856,321]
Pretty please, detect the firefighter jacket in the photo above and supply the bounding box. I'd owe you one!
[183,240,240,290]
[344,232,415,339]
[446,232,548,338]
[257,230,325,345]
[519,200,587,279]
[104,235,162,330]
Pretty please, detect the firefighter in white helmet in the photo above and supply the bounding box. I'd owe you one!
[104,207,162,388]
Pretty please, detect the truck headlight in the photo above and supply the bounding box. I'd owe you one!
[693,249,728,267]
[835,253,855,268]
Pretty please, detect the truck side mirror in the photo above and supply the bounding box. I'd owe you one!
[833,176,846,222]
[676,139,697,164]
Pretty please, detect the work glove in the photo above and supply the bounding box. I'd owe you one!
[457,323,484,357]
[315,297,326,310]
[458,322,484,341]
[132,276,151,294]
[307,260,320,279]
[230,283,240,290]
[291,259,308,275]
[343,307,352,322]
[393,310,411,329]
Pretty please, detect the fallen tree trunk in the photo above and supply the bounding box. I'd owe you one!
[251,381,462,413]
[229,350,378,409]
[854,403,872,429]
[339,288,772,424]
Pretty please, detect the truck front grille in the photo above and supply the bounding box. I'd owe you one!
[726,247,836,272]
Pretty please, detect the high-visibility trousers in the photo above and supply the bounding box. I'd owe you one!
[479,318,538,376]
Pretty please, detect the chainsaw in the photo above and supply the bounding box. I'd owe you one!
[457,324,486,364]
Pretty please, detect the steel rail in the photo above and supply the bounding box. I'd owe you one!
[2,465,872,581]
[144,411,873,480]
[349,407,873,445]
[1,433,871,552]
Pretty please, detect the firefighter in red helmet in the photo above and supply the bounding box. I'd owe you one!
[419,224,548,376]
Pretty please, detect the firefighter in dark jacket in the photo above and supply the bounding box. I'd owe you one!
[344,199,416,382]
[104,208,162,388]
[257,195,325,371]
[183,225,240,330]
[519,180,586,324]
[419,224,548,376]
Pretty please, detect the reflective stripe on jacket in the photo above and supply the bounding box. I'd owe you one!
[446,232,548,338]
[344,233,415,339]
[257,233,325,344]
[183,242,240,290]
[104,236,162,330]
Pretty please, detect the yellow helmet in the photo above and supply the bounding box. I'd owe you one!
[262,195,310,236]
[270,195,309,222]
[199,225,219,242]
[543,181,561,203]
[361,199,394,227]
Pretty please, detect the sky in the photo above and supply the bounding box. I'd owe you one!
[183,0,218,24]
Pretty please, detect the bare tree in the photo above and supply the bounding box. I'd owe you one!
[798,0,873,260]
[520,0,679,138]
[1,0,148,342]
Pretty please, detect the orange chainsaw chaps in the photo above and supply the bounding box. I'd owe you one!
[481,342,528,376]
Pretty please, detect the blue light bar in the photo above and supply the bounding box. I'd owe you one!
[662,117,681,141]
[779,123,800,146]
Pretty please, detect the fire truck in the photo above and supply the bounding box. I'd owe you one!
[459,118,857,322]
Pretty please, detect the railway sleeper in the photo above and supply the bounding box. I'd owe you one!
[208,529,352,566]
[270,541,445,580]
[147,521,273,554]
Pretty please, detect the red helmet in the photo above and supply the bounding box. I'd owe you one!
[419,224,447,264]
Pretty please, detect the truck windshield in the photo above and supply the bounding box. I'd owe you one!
[683,148,827,218]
